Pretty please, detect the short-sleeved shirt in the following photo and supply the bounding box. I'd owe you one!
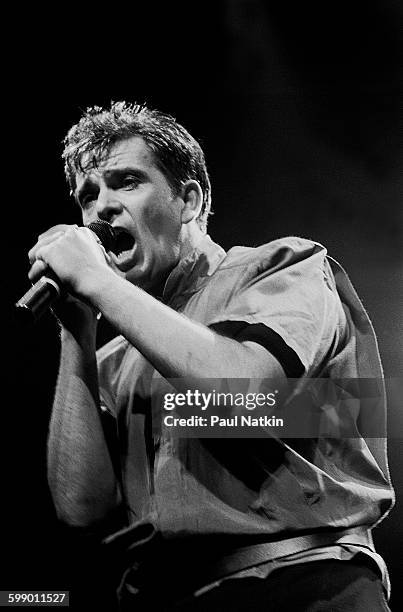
[97,235,394,590]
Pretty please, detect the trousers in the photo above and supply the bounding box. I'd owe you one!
[118,557,390,611]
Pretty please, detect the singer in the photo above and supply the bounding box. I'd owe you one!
[27,102,394,611]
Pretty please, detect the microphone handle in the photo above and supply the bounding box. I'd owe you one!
[16,272,62,321]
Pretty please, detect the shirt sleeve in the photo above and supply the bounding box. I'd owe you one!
[96,335,128,418]
[210,321,305,378]
[207,237,345,376]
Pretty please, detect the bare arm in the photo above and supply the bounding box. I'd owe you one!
[47,309,122,529]
[28,227,122,529]
[31,226,285,529]
[31,226,285,385]
[88,270,285,385]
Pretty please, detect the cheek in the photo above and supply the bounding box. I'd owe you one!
[143,202,180,238]
[82,212,91,226]
[81,205,97,226]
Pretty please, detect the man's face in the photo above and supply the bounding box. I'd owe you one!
[74,136,185,293]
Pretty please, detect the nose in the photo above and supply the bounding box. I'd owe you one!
[95,185,123,222]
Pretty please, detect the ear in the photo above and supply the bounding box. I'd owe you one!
[180,180,203,224]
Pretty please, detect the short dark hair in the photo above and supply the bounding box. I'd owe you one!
[62,101,212,231]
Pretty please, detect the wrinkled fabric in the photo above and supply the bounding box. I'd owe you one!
[97,235,394,592]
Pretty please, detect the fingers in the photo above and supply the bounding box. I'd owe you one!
[38,224,78,241]
[28,258,49,284]
[28,225,79,264]
[28,231,65,264]
[28,225,79,286]
[26,224,115,294]
[81,226,101,245]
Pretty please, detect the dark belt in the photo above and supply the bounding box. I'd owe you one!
[205,526,374,582]
[113,525,374,598]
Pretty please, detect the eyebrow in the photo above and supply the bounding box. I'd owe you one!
[104,167,149,183]
[75,177,97,204]
[75,166,150,203]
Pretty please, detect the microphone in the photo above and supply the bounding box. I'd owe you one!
[15,220,117,322]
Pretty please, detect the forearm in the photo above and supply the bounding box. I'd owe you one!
[48,321,121,528]
[88,270,285,386]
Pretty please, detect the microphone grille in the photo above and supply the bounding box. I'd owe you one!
[86,220,116,251]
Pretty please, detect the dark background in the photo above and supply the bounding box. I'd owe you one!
[4,1,402,609]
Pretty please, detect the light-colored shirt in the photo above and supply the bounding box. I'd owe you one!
[98,235,394,593]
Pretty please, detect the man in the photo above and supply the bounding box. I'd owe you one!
[28,102,394,610]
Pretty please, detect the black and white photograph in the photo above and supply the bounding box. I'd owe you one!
[5,2,403,610]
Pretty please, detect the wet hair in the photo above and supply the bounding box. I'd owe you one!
[62,101,212,231]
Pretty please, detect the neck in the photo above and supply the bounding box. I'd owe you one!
[147,223,206,299]
[178,221,206,260]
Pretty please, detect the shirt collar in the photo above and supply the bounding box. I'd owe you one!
[162,234,226,307]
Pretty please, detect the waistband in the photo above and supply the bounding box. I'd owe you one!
[110,525,375,598]
[206,526,374,581]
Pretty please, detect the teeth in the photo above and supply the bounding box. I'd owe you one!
[112,228,135,257]
[116,248,132,260]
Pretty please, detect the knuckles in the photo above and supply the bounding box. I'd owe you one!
[27,224,104,286]
[38,224,78,240]
[30,225,80,263]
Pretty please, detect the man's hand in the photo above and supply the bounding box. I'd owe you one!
[28,224,112,331]
[28,224,112,292]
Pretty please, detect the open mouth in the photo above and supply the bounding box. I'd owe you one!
[111,228,136,259]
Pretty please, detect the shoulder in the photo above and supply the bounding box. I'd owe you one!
[218,236,328,273]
